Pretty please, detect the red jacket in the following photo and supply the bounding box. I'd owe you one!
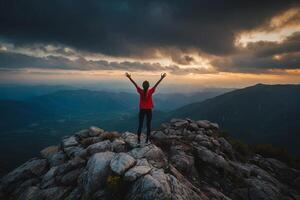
[136,86,156,109]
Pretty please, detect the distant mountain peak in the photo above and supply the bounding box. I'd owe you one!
[1,119,299,200]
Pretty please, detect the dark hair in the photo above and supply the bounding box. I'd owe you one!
[142,80,149,99]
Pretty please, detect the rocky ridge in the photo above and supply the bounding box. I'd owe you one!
[0,119,299,200]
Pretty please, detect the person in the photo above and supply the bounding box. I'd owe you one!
[125,72,167,144]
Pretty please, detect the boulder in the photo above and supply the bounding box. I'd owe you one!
[245,178,281,200]
[151,131,168,141]
[17,186,41,200]
[130,144,167,168]
[56,157,85,175]
[124,165,152,181]
[39,186,71,200]
[40,146,59,159]
[83,152,115,194]
[63,146,85,158]
[41,167,58,189]
[87,140,112,155]
[1,158,47,192]
[168,174,204,200]
[80,136,103,146]
[59,168,81,186]
[89,126,104,136]
[210,122,219,129]
[110,153,136,175]
[74,129,89,139]
[65,187,82,200]
[62,136,78,148]
[188,122,199,131]
[48,151,66,167]
[122,131,138,148]
[218,137,233,156]
[196,120,210,129]
[100,131,120,141]
[13,178,40,198]
[195,146,231,171]
[127,174,171,200]
[111,138,126,152]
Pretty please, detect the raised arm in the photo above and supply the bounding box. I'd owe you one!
[125,72,138,88]
[153,73,167,89]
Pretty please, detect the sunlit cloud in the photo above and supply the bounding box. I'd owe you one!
[236,7,300,47]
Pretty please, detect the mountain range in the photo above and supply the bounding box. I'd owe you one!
[0,84,299,176]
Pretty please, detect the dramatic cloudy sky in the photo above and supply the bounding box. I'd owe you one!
[0,0,300,89]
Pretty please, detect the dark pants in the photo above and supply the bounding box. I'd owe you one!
[137,109,152,141]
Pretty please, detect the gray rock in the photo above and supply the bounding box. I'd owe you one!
[87,140,112,155]
[1,158,47,192]
[48,151,66,167]
[80,136,103,146]
[14,178,40,198]
[136,158,151,167]
[62,136,78,148]
[64,146,85,158]
[124,165,152,181]
[92,190,106,200]
[17,186,41,200]
[195,146,231,171]
[122,131,138,148]
[56,157,85,175]
[151,131,168,141]
[127,173,171,200]
[110,153,136,175]
[111,138,126,152]
[173,120,188,128]
[210,122,219,129]
[168,174,203,200]
[218,137,233,156]
[40,146,59,159]
[188,122,199,131]
[246,178,281,200]
[89,126,104,136]
[229,161,251,177]
[196,120,210,129]
[83,151,115,194]
[170,118,185,123]
[39,186,71,200]
[294,176,300,189]
[74,129,89,138]
[60,168,81,186]
[130,144,167,168]
[194,134,209,142]
[65,187,82,200]
[41,167,58,189]
[171,154,194,174]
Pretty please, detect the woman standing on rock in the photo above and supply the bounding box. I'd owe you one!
[125,72,167,145]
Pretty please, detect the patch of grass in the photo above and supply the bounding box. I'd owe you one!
[217,130,300,169]
[252,144,300,169]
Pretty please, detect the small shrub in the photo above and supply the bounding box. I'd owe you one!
[252,144,300,169]
[217,130,252,160]
[106,175,123,200]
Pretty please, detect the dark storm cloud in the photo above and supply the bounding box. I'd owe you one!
[0,0,298,58]
[0,51,212,74]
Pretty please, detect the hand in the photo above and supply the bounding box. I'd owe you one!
[161,73,167,79]
[125,72,131,78]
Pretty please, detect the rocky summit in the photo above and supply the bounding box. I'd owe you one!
[1,119,300,200]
